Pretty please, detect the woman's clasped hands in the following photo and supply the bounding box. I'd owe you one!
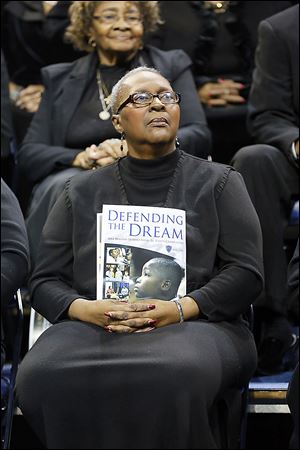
[198,78,246,106]
[72,139,128,170]
[69,298,179,333]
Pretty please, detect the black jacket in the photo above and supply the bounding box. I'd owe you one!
[2,1,84,85]
[19,47,212,184]
[30,152,263,324]
[247,5,299,162]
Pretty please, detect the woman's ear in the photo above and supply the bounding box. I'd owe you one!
[112,114,123,134]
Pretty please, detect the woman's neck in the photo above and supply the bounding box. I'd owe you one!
[127,143,177,160]
[97,49,139,67]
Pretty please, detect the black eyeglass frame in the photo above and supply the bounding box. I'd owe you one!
[116,91,181,114]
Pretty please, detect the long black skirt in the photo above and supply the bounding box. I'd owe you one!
[16,319,257,449]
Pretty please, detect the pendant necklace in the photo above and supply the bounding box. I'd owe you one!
[96,69,111,120]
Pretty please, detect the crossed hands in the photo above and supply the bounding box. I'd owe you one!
[198,78,246,106]
[72,139,128,170]
[69,298,179,333]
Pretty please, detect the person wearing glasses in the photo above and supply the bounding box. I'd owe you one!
[17,0,211,268]
[16,67,263,449]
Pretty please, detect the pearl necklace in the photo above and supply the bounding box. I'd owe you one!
[96,69,111,120]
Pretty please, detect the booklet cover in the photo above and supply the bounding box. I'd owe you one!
[97,205,186,302]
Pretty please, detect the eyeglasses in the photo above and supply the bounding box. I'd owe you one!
[92,13,142,25]
[117,91,181,113]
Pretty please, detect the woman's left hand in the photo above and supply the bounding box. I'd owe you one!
[94,138,128,167]
[104,299,179,333]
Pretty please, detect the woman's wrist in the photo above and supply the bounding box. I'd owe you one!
[68,298,90,321]
[180,296,200,320]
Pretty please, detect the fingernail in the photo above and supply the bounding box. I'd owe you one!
[104,326,112,332]
[148,319,157,325]
[104,312,112,317]
[218,78,225,83]
[239,83,245,88]
[148,304,156,310]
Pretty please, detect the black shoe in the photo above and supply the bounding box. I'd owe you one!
[256,334,299,376]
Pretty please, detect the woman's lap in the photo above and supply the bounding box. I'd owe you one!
[16,319,256,449]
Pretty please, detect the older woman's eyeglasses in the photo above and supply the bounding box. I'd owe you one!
[92,13,142,25]
[117,91,181,113]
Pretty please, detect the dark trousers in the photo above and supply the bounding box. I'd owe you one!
[231,145,298,316]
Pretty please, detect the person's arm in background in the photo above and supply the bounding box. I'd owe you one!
[247,9,299,166]
[1,178,30,306]
[17,69,83,185]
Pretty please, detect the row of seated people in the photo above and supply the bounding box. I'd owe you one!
[1,0,298,372]
[1,2,299,448]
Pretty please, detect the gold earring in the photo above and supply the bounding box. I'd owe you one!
[88,36,96,48]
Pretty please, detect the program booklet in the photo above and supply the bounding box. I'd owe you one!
[97,205,186,302]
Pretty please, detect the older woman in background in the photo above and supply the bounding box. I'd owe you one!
[18,0,211,267]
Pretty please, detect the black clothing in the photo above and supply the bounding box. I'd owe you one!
[232,145,298,315]
[145,1,294,163]
[17,319,257,449]
[18,47,211,267]
[1,51,13,159]
[247,5,299,166]
[287,363,299,449]
[1,178,29,368]
[16,152,262,448]
[1,0,85,156]
[231,5,299,374]
[287,242,299,450]
[119,149,180,206]
[19,48,211,184]
[29,152,263,322]
[1,179,29,307]
[2,1,84,86]
[287,240,299,318]
[1,51,16,189]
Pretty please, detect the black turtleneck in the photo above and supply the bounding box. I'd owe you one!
[119,149,180,206]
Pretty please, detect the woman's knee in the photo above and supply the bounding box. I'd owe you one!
[231,144,282,172]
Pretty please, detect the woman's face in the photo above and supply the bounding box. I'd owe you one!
[113,72,180,158]
[90,1,143,60]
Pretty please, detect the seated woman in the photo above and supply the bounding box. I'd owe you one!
[18,0,211,267]
[16,67,263,449]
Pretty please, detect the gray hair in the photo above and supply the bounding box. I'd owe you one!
[110,66,161,114]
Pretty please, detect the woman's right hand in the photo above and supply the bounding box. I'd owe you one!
[68,298,156,332]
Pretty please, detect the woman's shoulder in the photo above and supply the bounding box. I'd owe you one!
[65,162,118,197]
[182,152,233,173]
[41,53,94,82]
[181,152,239,193]
[145,45,192,73]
